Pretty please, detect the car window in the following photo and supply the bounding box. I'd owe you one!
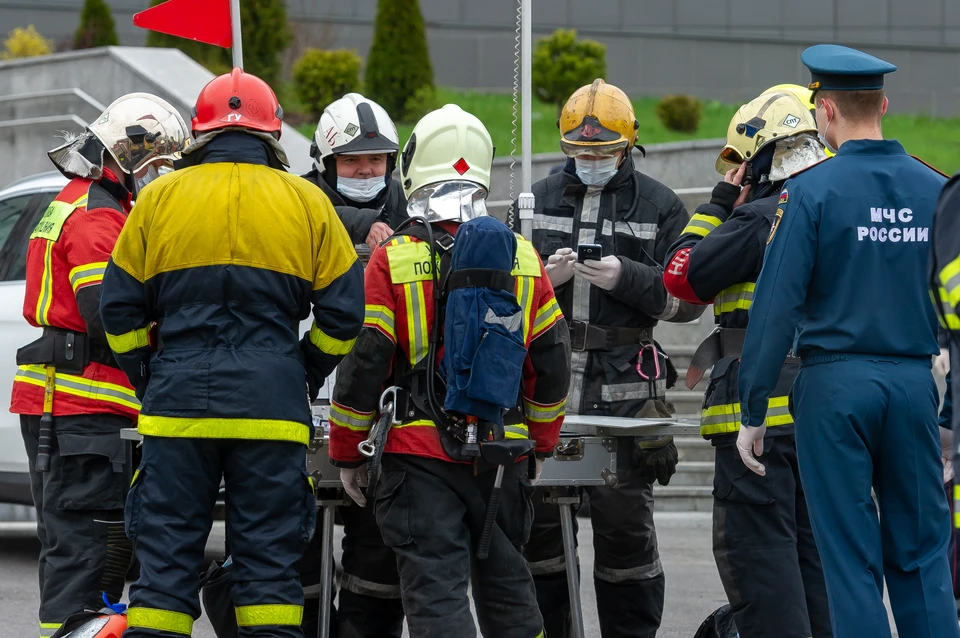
[0,192,56,282]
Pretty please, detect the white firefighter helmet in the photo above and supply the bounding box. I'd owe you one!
[400,104,495,222]
[49,92,189,180]
[311,93,400,174]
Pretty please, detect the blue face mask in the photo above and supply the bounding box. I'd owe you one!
[574,157,618,187]
[337,176,386,202]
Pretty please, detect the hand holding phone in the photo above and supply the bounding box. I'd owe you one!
[577,244,603,263]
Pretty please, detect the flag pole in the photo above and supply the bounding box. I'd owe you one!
[230,0,243,69]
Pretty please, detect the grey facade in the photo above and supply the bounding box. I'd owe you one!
[2,0,959,115]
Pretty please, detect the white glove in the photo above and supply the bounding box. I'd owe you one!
[934,348,950,377]
[530,458,544,486]
[736,424,767,476]
[340,467,367,507]
[574,255,623,291]
[545,248,577,288]
[941,426,954,483]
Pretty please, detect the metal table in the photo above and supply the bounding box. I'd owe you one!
[121,413,700,638]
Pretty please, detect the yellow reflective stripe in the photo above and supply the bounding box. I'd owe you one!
[392,419,434,429]
[365,304,396,341]
[68,261,107,293]
[404,281,429,365]
[700,396,792,436]
[329,403,375,431]
[934,287,960,329]
[138,415,311,445]
[130,468,141,487]
[310,322,357,356]
[955,485,960,529]
[531,296,562,339]
[127,607,193,635]
[524,398,566,423]
[713,282,755,316]
[681,213,723,238]
[235,604,303,627]
[940,256,960,311]
[504,423,530,440]
[106,326,150,354]
[35,240,54,325]
[517,275,534,345]
[15,364,140,411]
[39,622,61,638]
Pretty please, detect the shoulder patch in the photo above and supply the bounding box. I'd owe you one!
[29,194,88,241]
[767,208,784,245]
[779,189,788,205]
[386,239,435,283]
[512,238,542,278]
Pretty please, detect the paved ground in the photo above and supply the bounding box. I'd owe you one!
[2,512,906,637]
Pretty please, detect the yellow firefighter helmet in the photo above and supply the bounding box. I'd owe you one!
[557,79,639,158]
[762,83,834,157]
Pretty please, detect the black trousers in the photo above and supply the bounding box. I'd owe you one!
[524,469,664,638]
[712,436,832,638]
[21,413,134,636]
[373,453,543,638]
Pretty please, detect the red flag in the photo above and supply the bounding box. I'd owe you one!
[133,0,233,48]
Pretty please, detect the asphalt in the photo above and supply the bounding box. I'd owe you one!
[1,513,907,637]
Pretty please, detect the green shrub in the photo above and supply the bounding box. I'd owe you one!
[401,85,440,124]
[73,0,119,49]
[145,0,290,86]
[2,25,53,60]
[366,0,434,120]
[293,48,362,120]
[656,95,703,133]
[532,29,606,115]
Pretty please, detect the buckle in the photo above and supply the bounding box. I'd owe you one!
[570,320,587,351]
[435,233,455,253]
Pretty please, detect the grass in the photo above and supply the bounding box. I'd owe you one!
[293,88,960,175]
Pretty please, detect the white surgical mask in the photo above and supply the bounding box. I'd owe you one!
[337,176,386,202]
[574,157,619,187]
[816,103,838,155]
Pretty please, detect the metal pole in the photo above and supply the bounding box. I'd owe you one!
[318,501,336,638]
[559,495,586,638]
[518,0,535,241]
[230,0,243,69]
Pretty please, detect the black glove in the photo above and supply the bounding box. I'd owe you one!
[636,435,679,486]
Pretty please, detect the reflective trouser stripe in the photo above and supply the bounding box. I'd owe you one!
[39,622,61,637]
[235,604,303,627]
[526,554,571,576]
[595,557,664,583]
[340,572,402,599]
[127,607,194,635]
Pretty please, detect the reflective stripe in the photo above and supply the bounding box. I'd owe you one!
[524,398,566,423]
[30,194,87,241]
[386,237,436,283]
[955,485,960,529]
[600,380,666,403]
[700,396,792,436]
[531,297,562,339]
[35,240,54,325]
[615,221,658,239]
[310,322,357,356]
[392,419,435,429]
[235,604,303,627]
[533,214,573,233]
[15,365,140,411]
[681,213,722,238]
[405,281,429,365]
[504,423,530,439]
[517,275,534,344]
[106,326,150,354]
[128,607,193,635]
[714,282,755,316]
[365,304,396,341]
[940,255,960,311]
[340,572,402,599]
[329,403,375,431]
[39,622,61,637]
[526,554,571,575]
[656,294,681,321]
[68,261,107,293]
[138,415,310,445]
[934,287,960,329]
[595,557,663,583]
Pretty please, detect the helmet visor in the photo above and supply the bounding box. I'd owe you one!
[715,145,746,175]
[559,140,627,159]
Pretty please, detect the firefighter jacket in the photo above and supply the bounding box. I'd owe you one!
[100,132,364,446]
[932,171,960,434]
[663,180,795,442]
[301,169,408,245]
[328,222,571,467]
[521,156,701,417]
[10,171,140,418]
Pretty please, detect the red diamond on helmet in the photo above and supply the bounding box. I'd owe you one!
[453,158,470,175]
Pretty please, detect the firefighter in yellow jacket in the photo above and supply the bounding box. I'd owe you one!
[100,69,364,638]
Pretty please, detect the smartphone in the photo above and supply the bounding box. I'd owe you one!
[577,244,603,263]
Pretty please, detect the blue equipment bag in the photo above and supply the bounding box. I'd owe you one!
[442,216,528,429]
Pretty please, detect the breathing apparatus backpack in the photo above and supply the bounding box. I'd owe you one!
[51,607,127,638]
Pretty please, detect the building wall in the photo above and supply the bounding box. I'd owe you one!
[3,0,959,115]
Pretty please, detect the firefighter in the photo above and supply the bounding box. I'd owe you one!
[302,93,407,252]
[517,79,703,638]
[663,88,832,637]
[300,93,407,637]
[100,69,364,638]
[740,45,956,637]
[10,93,188,638]
[328,104,570,637]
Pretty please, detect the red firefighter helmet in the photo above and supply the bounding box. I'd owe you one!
[191,68,283,137]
